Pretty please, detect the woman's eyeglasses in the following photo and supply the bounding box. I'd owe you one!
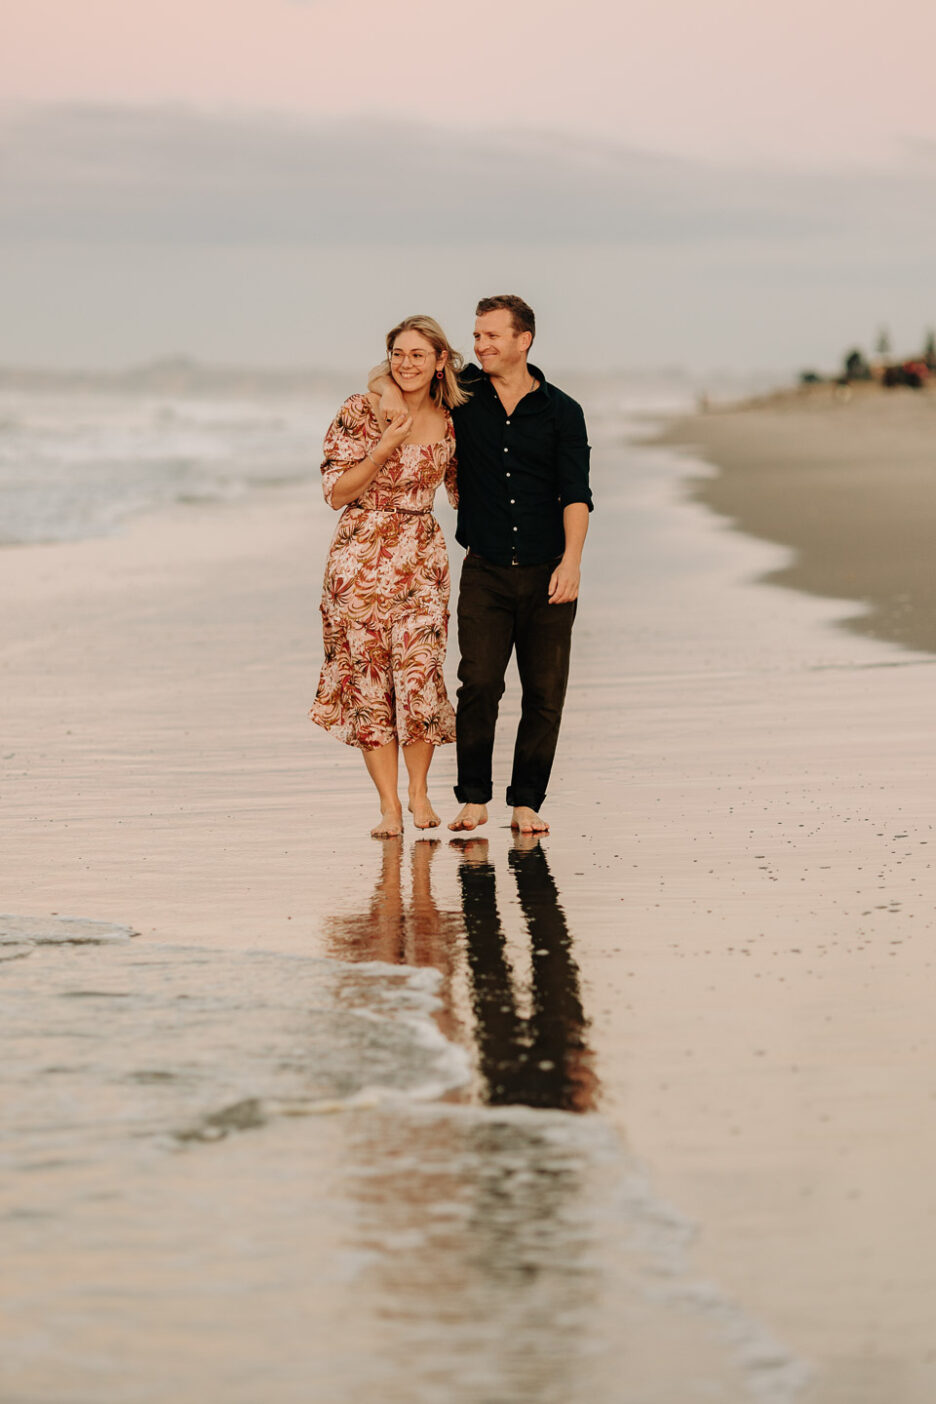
[390,350,435,368]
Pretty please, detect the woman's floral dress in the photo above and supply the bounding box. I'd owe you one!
[310,393,458,751]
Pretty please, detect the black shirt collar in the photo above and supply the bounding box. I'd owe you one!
[470,361,551,403]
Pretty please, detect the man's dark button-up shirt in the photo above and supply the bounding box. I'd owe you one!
[451,363,593,567]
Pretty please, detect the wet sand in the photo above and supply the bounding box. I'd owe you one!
[3,393,936,1401]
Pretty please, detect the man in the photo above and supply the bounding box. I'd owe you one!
[377,294,592,834]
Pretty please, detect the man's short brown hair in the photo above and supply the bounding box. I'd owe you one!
[475,294,535,343]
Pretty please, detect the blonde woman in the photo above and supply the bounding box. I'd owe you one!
[311,316,469,837]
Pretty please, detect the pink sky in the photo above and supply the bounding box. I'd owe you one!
[4,0,934,369]
[5,0,936,165]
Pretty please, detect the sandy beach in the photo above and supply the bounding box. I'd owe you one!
[3,384,936,1402]
[662,382,936,654]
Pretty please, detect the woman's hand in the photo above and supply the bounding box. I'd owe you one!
[378,410,413,456]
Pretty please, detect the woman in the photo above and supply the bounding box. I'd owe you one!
[311,315,468,837]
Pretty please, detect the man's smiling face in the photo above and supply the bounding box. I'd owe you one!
[473,308,531,377]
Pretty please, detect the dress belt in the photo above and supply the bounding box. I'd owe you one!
[346,505,433,517]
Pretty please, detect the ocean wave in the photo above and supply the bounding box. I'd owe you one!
[0,384,336,545]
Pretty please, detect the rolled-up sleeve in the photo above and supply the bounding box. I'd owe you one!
[556,398,593,510]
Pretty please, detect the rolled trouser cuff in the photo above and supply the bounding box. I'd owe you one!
[454,783,493,804]
[506,786,545,810]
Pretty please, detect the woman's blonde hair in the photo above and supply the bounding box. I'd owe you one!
[382,315,470,410]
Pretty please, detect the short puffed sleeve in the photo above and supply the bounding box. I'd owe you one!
[320,394,379,508]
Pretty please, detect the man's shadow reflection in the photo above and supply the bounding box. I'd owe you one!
[324,837,597,1113]
[454,836,597,1112]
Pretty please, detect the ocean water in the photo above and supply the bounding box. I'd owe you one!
[0,363,753,548]
[0,379,339,545]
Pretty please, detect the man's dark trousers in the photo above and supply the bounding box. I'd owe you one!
[454,553,576,810]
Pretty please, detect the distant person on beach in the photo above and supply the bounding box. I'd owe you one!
[372,295,592,834]
[310,315,466,837]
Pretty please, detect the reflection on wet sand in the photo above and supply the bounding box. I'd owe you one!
[324,836,598,1112]
[342,1103,612,1403]
[323,838,466,1049]
[325,839,608,1399]
[320,847,794,1400]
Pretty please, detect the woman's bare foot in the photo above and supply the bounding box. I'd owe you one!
[371,806,403,838]
[408,793,441,830]
[448,803,488,832]
[511,806,549,833]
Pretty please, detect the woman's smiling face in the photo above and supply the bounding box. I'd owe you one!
[389,330,441,393]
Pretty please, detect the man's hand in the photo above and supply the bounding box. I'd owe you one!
[366,366,406,425]
[548,557,580,604]
[379,383,406,425]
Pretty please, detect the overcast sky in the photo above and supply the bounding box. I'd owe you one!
[3,0,935,373]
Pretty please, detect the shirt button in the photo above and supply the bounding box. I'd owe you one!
[505,472,511,478]
[513,526,518,532]
[503,447,508,453]
[510,498,516,504]
[505,419,511,425]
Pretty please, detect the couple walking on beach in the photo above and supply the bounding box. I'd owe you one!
[310,295,593,838]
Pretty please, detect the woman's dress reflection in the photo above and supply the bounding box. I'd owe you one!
[323,837,597,1112]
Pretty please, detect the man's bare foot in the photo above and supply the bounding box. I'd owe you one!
[448,803,488,832]
[371,806,403,838]
[408,794,440,830]
[511,806,549,833]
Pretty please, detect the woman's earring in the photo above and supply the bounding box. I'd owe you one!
[436,368,444,379]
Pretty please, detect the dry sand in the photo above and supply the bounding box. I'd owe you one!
[3,390,936,1402]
